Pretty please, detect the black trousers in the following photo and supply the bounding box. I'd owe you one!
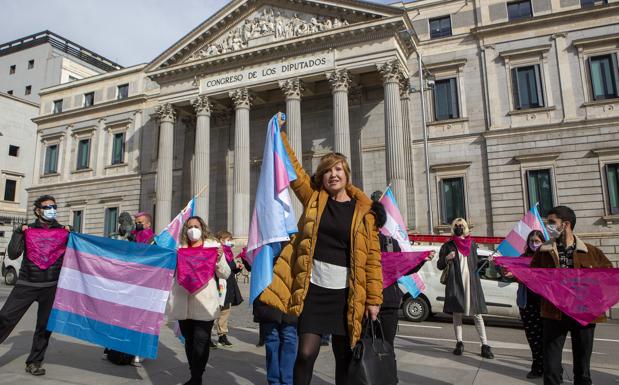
[519,303,543,373]
[0,284,56,365]
[543,317,596,385]
[179,319,215,384]
[379,307,399,347]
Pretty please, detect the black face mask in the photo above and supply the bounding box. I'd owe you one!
[135,223,144,232]
[454,227,464,236]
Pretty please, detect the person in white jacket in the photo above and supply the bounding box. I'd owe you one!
[167,216,230,385]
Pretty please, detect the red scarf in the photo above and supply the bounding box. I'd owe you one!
[453,235,472,257]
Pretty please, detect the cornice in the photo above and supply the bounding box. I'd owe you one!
[32,95,147,125]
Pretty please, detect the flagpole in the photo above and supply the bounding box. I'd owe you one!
[379,183,392,201]
[195,184,208,198]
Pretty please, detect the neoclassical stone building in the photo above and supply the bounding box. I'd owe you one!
[30,0,619,279]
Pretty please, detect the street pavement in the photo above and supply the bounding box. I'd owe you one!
[0,279,618,385]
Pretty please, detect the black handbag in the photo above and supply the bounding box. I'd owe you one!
[348,319,398,385]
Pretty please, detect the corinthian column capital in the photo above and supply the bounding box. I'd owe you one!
[327,69,352,93]
[279,78,304,99]
[378,60,404,84]
[229,88,252,109]
[156,103,176,122]
[192,95,212,116]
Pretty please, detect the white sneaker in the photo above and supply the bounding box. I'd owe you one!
[131,356,143,367]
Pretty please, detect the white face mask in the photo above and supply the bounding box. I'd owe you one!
[546,223,562,240]
[42,208,57,221]
[224,240,234,247]
[187,228,202,242]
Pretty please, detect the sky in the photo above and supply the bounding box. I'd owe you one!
[1,0,398,68]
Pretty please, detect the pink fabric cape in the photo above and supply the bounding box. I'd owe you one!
[24,228,69,270]
[176,247,218,294]
[494,257,619,326]
[453,236,472,257]
[222,245,235,263]
[381,251,431,288]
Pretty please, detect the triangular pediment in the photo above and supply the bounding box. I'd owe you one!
[146,0,403,73]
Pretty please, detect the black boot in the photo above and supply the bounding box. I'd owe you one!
[481,345,494,359]
[453,341,464,356]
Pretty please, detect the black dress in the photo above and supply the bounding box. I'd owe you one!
[298,198,355,337]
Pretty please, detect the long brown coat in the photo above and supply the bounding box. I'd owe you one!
[259,132,383,348]
[530,235,612,323]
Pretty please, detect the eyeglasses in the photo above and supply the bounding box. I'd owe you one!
[41,205,57,210]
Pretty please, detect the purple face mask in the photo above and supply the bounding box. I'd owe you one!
[529,242,542,252]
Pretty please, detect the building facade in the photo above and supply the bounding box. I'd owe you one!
[28,0,619,315]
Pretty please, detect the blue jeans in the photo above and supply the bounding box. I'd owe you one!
[263,322,298,385]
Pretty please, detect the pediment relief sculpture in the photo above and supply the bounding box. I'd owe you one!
[187,7,350,62]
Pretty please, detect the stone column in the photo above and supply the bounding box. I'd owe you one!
[155,103,176,233]
[400,77,416,229]
[130,111,142,173]
[279,78,304,217]
[552,33,577,121]
[327,70,352,159]
[378,61,408,224]
[230,88,252,239]
[62,126,72,181]
[192,95,212,221]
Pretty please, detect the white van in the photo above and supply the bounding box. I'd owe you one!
[400,245,520,322]
[1,250,22,285]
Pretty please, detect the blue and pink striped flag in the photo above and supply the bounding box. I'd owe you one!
[497,205,549,257]
[154,197,195,250]
[379,186,427,298]
[246,113,298,304]
[47,233,176,359]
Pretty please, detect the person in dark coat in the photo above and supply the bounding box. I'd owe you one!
[437,218,493,359]
[0,195,70,376]
[214,230,244,348]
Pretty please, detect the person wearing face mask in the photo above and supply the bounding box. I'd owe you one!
[0,195,70,376]
[503,230,545,378]
[259,114,383,385]
[531,206,612,385]
[213,230,245,348]
[167,216,230,385]
[131,212,154,244]
[438,218,493,359]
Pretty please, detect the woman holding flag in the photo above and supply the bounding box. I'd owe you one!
[167,216,230,385]
[259,114,383,385]
[438,218,494,359]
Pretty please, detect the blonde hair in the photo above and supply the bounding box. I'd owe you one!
[451,218,470,236]
[313,152,352,189]
[180,216,213,247]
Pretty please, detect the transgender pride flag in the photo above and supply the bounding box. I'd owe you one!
[379,186,426,298]
[497,204,549,257]
[246,113,298,304]
[154,197,195,250]
[47,233,176,359]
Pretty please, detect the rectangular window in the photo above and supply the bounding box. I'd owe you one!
[440,177,466,225]
[8,145,19,157]
[28,59,34,69]
[3,179,16,202]
[9,65,15,74]
[76,139,91,170]
[606,163,619,215]
[44,144,59,174]
[512,65,544,109]
[507,0,533,21]
[7,90,13,95]
[53,99,63,114]
[84,92,95,107]
[434,78,460,120]
[581,0,607,6]
[104,207,119,237]
[111,132,125,165]
[72,210,83,233]
[588,54,619,101]
[117,84,129,100]
[25,85,32,95]
[429,16,452,39]
[527,169,554,217]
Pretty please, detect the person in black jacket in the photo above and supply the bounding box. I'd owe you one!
[0,195,70,376]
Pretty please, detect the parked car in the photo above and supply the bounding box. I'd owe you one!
[1,249,22,285]
[400,245,520,322]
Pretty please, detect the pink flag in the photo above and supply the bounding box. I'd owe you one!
[25,228,69,270]
[222,245,235,263]
[176,247,218,294]
[494,257,619,326]
[381,251,431,289]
